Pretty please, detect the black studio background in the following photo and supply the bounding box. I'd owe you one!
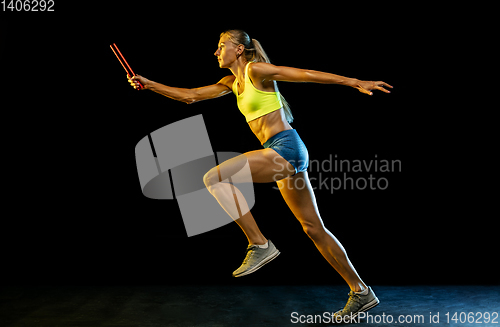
[1,2,495,286]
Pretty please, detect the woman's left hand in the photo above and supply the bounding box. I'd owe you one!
[354,80,393,95]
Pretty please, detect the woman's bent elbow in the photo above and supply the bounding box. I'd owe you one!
[183,98,197,104]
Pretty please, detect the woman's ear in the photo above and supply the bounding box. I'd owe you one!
[236,44,245,58]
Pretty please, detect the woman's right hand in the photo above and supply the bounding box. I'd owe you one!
[127,74,151,90]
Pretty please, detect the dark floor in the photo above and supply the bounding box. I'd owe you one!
[0,285,499,326]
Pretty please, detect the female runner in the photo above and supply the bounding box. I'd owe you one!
[128,29,392,319]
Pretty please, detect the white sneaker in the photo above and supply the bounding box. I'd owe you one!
[232,240,280,277]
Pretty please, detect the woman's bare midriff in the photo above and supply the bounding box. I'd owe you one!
[248,108,292,145]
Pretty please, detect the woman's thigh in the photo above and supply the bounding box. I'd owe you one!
[211,148,296,185]
[245,148,296,183]
[276,171,323,227]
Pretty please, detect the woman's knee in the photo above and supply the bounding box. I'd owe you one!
[203,167,220,190]
[301,220,326,241]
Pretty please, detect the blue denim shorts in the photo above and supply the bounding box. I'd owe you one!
[263,129,309,175]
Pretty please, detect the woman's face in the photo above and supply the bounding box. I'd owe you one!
[214,34,241,68]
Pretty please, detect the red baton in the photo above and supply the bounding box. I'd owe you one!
[110,43,144,90]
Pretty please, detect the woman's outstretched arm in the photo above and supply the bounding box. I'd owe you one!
[249,62,392,96]
[128,75,235,104]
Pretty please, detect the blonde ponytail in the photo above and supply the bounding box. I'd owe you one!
[249,38,270,63]
[221,30,294,123]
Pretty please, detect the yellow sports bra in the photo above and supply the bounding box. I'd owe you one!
[233,62,283,122]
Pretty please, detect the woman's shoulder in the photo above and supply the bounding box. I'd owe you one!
[217,75,236,88]
[247,61,276,81]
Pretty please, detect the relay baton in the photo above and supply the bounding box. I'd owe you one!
[110,43,144,90]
